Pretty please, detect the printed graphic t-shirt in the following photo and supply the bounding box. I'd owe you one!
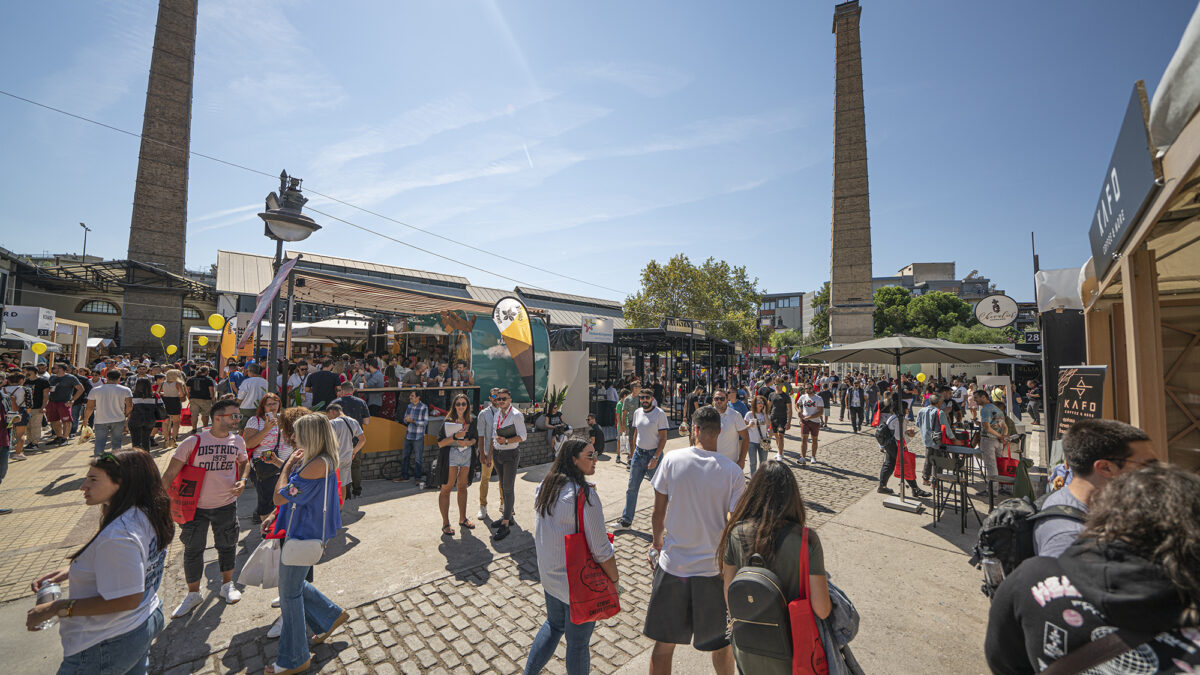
[60,508,165,657]
[172,430,248,509]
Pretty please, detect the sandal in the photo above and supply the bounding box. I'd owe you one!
[441,525,455,536]
[459,520,476,530]
[311,609,350,645]
[265,659,310,675]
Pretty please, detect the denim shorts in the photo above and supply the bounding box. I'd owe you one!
[447,445,471,468]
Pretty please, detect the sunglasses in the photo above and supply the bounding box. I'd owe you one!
[638,395,653,400]
[495,397,510,401]
[454,402,469,407]
[219,413,243,420]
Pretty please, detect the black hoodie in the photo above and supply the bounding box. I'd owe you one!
[985,538,1200,674]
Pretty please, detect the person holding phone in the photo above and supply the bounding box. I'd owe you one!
[243,393,291,525]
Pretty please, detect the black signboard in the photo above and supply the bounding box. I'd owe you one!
[1053,366,1107,441]
[1087,81,1161,280]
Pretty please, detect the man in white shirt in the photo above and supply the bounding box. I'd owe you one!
[235,364,268,429]
[605,382,619,402]
[82,370,133,456]
[950,377,968,425]
[711,388,749,468]
[618,390,669,528]
[797,384,824,464]
[645,405,744,674]
[476,388,503,521]
[327,404,365,502]
[490,388,526,541]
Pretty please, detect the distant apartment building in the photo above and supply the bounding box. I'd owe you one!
[758,290,822,339]
[871,262,1001,302]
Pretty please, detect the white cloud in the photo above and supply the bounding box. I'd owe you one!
[568,61,692,97]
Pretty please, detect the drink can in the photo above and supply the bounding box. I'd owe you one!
[646,548,659,570]
[35,582,61,630]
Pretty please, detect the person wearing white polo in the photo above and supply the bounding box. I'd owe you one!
[712,388,749,469]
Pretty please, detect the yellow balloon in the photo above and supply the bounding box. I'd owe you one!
[166,344,178,355]
[916,372,927,383]
[207,314,225,330]
[150,323,166,339]
[197,336,209,346]
[31,342,47,355]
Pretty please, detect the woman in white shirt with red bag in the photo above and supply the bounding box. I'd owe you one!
[27,450,173,674]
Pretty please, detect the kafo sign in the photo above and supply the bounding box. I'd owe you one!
[1054,366,1107,441]
[975,294,1018,328]
[1087,81,1161,280]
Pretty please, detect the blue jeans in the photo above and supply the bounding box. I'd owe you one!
[400,436,424,480]
[277,562,344,670]
[93,421,125,456]
[747,441,766,475]
[524,591,595,675]
[70,403,85,435]
[57,605,163,674]
[621,447,654,523]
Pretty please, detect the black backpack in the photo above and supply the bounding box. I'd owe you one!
[969,494,1086,598]
[874,417,895,447]
[727,552,792,661]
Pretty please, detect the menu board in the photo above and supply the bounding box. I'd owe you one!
[1053,366,1107,441]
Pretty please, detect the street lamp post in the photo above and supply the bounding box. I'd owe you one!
[80,222,91,259]
[258,171,320,396]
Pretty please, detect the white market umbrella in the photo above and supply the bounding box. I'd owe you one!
[810,336,1012,512]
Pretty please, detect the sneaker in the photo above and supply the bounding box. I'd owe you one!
[267,615,283,639]
[271,596,281,608]
[11,454,26,462]
[877,486,894,494]
[0,507,12,515]
[220,582,241,604]
[172,591,203,618]
[617,519,632,529]
[911,488,932,498]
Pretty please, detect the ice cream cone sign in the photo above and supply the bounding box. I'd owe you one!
[492,296,536,401]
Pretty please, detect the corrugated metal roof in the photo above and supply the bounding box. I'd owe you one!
[216,250,275,295]
[286,250,469,286]
[515,286,622,309]
[465,285,511,305]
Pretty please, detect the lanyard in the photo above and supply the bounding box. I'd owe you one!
[495,406,512,432]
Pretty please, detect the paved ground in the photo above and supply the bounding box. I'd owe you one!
[1,409,1002,674]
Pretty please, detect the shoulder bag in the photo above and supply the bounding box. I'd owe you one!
[754,414,771,452]
[169,436,207,524]
[565,484,620,624]
[790,527,829,674]
[281,457,331,567]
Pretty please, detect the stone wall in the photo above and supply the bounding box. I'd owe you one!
[358,429,586,481]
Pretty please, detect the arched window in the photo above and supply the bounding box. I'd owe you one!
[182,307,202,319]
[78,300,119,315]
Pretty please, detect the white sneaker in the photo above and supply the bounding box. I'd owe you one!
[775,454,785,463]
[171,591,203,619]
[267,615,283,639]
[220,582,241,604]
[477,507,488,521]
[271,596,281,608]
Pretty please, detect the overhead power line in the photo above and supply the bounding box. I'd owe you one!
[0,88,630,297]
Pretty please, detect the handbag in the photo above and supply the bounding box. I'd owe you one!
[891,440,917,481]
[281,457,331,567]
[169,436,206,524]
[564,484,620,624]
[789,528,829,675]
[154,395,168,422]
[995,438,1019,478]
[755,415,771,452]
[240,538,281,589]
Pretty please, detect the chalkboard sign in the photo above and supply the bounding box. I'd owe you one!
[1053,366,1107,441]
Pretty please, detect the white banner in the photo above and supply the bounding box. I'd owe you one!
[581,316,614,343]
[237,257,299,349]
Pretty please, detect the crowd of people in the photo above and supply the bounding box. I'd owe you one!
[5,349,1197,673]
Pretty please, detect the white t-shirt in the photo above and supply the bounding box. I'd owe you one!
[86,383,133,425]
[799,394,823,420]
[716,406,748,462]
[651,446,745,577]
[952,385,968,405]
[236,376,268,408]
[330,415,363,487]
[744,411,768,443]
[243,415,294,461]
[60,508,166,656]
[631,406,668,451]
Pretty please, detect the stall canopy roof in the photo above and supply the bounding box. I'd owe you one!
[284,267,495,317]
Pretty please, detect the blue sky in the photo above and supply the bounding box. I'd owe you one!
[0,1,1194,303]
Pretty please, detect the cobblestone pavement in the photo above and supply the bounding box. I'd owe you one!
[150,421,884,674]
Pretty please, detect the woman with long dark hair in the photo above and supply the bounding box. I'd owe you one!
[744,395,771,474]
[720,461,832,675]
[128,378,159,452]
[437,393,478,536]
[524,439,617,675]
[27,450,174,673]
[986,464,1200,673]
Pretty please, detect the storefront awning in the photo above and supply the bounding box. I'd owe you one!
[1,329,61,352]
[284,268,495,317]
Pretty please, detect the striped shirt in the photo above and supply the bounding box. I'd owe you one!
[533,481,614,604]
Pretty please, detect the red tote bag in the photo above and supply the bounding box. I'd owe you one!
[565,485,620,625]
[789,528,829,674]
[892,439,917,481]
[169,436,207,524]
[995,439,1019,478]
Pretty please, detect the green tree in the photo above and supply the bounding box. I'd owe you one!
[941,324,1019,344]
[624,254,761,344]
[768,328,806,352]
[873,285,911,337]
[905,291,973,338]
[809,282,830,344]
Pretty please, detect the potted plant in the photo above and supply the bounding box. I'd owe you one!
[534,385,568,429]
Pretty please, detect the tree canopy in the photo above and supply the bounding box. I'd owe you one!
[809,282,830,344]
[870,286,1016,342]
[624,254,761,344]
